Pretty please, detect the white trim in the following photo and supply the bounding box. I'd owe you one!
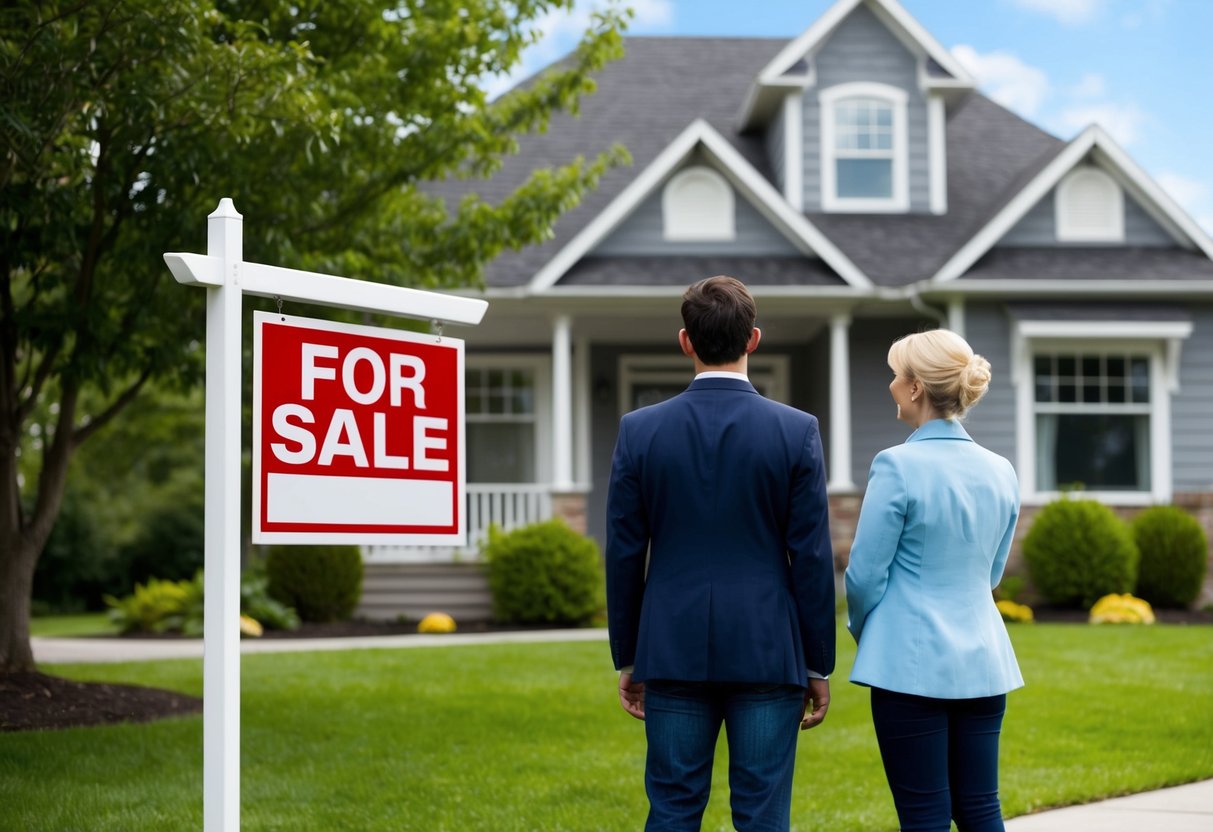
[1056,167,1124,242]
[928,95,947,215]
[820,83,909,213]
[784,92,804,211]
[946,298,965,338]
[935,126,1213,283]
[526,118,871,291]
[936,279,1213,296]
[755,0,974,89]
[828,313,856,492]
[552,314,574,491]
[662,166,736,241]
[1011,326,1188,505]
[574,335,592,488]
[1016,320,1193,340]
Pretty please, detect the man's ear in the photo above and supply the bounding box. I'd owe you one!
[678,329,696,358]
[745,327,762,354]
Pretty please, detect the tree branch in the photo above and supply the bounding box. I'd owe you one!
[71,368,152,448]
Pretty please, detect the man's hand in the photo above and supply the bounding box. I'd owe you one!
[618,671,645,720]
[800,678,829,730]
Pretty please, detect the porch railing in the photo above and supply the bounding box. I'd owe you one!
[363,484,554,563]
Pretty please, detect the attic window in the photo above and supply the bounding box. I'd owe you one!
[662,166,735,241]
[1056,167,1124,242]
[820,83,908,212]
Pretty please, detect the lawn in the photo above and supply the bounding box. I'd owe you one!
[1,624,1210,831]
[29,613,119,638]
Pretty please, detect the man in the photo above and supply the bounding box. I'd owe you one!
[606,276,836,831]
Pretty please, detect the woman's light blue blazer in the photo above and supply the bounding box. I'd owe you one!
[845,418,1024,699]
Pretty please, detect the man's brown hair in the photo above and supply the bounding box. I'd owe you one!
[680,276,757,366]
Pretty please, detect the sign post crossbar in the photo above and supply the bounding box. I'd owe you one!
[165,198,486,831]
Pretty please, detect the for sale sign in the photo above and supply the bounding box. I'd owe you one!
[252,312,465,545]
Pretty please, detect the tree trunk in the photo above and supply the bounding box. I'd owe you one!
[0,539,37,672]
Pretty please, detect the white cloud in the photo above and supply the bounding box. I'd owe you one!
[1069,73,1105,99]
[1155,172,1209,211]
[951,45,1050,117]
[1057,102,1148,145]
[630,0,676,28]
[1010,0,1103,25]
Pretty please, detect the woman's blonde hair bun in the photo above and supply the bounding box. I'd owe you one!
[888,329,991,419]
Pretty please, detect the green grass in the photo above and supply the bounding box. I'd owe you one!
[1,624,1210,831]
[29,612,119,637]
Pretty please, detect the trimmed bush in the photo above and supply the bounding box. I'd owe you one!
[105,573,205,635]
[482,520,604,626]
[265,545,363,623]
[1132,506,1209,608]
[1023,498,1139,609]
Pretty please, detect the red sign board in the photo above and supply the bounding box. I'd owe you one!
[252,312,465,545]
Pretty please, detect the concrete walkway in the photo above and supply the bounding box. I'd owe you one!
[30,631,1213,829]
[31,627,608,664]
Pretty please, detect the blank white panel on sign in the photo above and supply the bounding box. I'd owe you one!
[266,474,454,526]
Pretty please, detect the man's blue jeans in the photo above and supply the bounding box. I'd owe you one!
[643,680,805,832]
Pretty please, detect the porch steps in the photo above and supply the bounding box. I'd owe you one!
[357,562,493,623]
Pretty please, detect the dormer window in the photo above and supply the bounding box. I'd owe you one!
[820,83,908,212]
[662,166,736,241]
[1056,167,1124,243]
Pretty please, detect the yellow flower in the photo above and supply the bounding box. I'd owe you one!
[1089,594,1155,625]
[996,599,1034,623]
[239,614,264,638]
[417,612,457,634]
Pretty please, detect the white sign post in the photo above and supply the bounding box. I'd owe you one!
[164,199,487,831]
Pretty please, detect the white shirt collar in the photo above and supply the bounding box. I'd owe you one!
[695,371,749,382]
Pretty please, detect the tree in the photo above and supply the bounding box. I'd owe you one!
[0,0,630,672]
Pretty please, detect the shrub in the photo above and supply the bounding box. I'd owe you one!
[1131,506,1209,608]
[105,573,204,635]
[241,564,301,631]
[1023,498,1139,609]
[265,545,363,623]
[1089,593,1155,624]
[482,520,604,626]
[104,567,301,634]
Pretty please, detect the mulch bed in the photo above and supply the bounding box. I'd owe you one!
[1,672,202,733]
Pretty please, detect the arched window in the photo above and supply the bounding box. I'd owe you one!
[820,82,908,212]
[1056,167,1124,242]
[662,166,735,241]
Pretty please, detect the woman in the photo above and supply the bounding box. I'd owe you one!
[845,329,1022,832]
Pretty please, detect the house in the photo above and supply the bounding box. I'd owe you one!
[356,0,1213,621]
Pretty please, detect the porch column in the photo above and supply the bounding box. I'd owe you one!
[829,313,856,492]
[552,314,575,491]
[947,298,965,338]
[574,334,591,487]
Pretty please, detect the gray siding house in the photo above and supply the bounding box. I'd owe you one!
[358,0,1213,620]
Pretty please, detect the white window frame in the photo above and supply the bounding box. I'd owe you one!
[662,165,736,241]
[1011,320,1192,505]
[618,354,790,416]
[820,82,909,213]
[1056,167,1125,242]
[464,354,553,485]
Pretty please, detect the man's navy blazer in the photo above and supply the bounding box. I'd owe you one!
[605,376,836,686]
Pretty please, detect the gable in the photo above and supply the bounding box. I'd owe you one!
[998,162,1176,248]
[592,154,803,258]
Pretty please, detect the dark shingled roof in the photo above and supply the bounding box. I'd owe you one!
[433,36,1205,290]
[559,256,847,287]
[964,247,1213,280]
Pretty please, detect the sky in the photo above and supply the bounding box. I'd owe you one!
[491,0,1213,236]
